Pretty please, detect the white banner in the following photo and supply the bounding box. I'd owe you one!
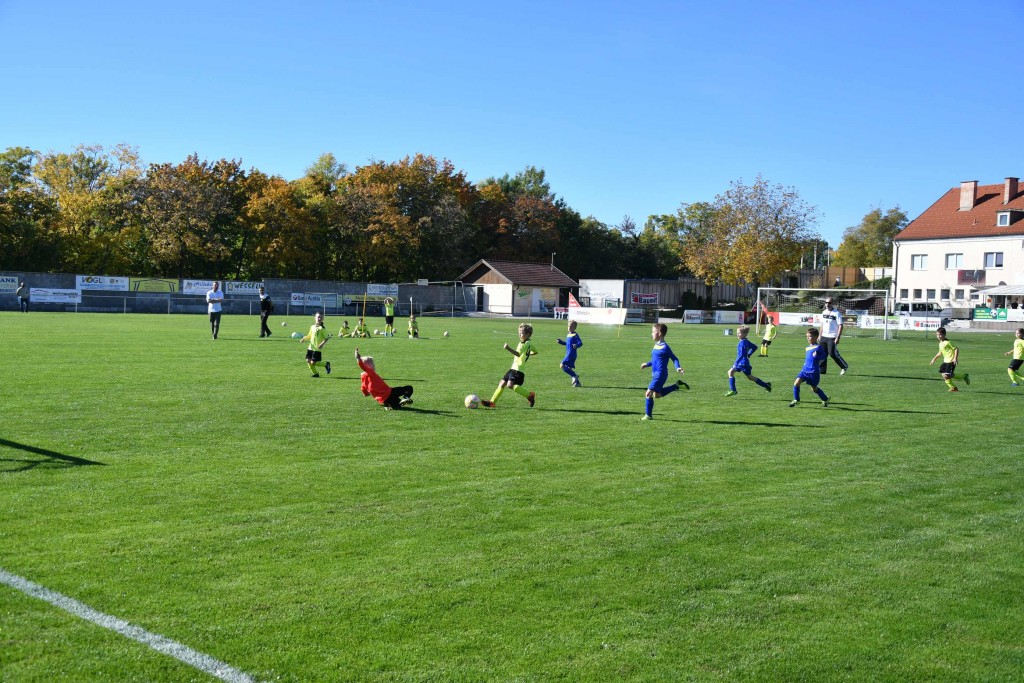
[366,283,398,297]
[896,317,944,331]
[77,275,129,291]
[31,288,81,303]
[683,310,708,324]
[858,315,899,330]
[714,311,745,324]
[568,307,628,325]
[779,312,821,326]
[291,293,323,306]
[225,281,264,295]
[1009,309,1024,322]
[182,280,216,295]
[0,276,18,294]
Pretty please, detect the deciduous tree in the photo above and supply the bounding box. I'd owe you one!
[833,207,907,267]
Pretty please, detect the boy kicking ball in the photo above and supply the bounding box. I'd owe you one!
[481,323,537,408]
[789,328,830,407]
[300,311,331,378]
[725,325,771,397]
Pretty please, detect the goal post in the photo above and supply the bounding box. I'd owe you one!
[755,287,894,340]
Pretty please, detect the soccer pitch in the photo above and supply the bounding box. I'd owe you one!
[1,313,1021,681]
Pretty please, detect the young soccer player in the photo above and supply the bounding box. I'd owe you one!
[408,314,419,339]
[300,311,331,378]
[480,323,537,408]
[383,297,396,337]
[338,320,351,337]
[352,317,370,338]
[354,347,413,410]
[929,327,969,392]
[760,317,777,356]
[726,325,771,396]
[1005,328,1024,386]
[557,320,583,387]
[640,323,689,421]
[789,328,830,407]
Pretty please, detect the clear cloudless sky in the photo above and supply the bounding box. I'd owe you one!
[3,0,1022,247]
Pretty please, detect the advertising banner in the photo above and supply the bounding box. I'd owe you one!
[0,276,18,294]
[1009,308,1024,322]
[366,283,399,297]
[858,315,899,329]
[683,310,708,324]
[713,311,745,324]
[779,312,820,326]
[31,288,81,303]
[897,317,943,331]
[972,308,1007,321]
[182,280,217,295]
[225,281,264,295]
[77,275,129,291]
[130,278,178,293]
[630,292,659,305]
[568,307,628,325]
[291,293,323,306]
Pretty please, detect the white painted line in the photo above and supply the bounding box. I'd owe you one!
[0,568,260,683]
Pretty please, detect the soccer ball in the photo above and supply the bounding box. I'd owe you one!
[464,394,481,409]
[374,329,380,335]
[443,330,449,337]
[281,321,287,327]
[290,332,302,339]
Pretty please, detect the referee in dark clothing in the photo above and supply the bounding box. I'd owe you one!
[259,286,274,337]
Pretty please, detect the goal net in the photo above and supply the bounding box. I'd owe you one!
[755,288,893,340]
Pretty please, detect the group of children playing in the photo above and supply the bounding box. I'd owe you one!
[297,308,1024,417]
[336,314,420,340]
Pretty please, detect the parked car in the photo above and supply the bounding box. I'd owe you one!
[895,302,953,324]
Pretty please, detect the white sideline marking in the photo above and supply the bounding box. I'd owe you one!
[0,568,259,683]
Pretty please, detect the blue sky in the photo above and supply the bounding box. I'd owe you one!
[3,0,1021,246]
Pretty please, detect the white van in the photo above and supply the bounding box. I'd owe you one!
[895,302,953,323]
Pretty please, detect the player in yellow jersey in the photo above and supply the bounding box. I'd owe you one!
[1004,327,1024,386]
[929,327,969,392]
[481,323,537,408]
[300,311,331,377]
[760,318,777,356]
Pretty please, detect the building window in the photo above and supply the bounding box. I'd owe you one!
[997,212,1010,227]
[899,289,908,299]
[911,254,928,270]
[940,289,950,300]
[945,253,963,269]
[954,289,964,300]
[984,252,1004,268]
[927,289,936,300]
[913,289,922,299]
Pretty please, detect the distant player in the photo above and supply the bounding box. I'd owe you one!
[1005,328,1024,386]
[557,320,583,387]
[383,297,396,337]
[818,297,848,375]
[206,281,224,340]
[408,314,419,339]
[640,323,689,421]
[480,323,537,408]
[789,328,830,408]
[929,327,969,392]
[338,320,352,337]
[760,317,777,356]
[725,325,771,397]
[355,347,413,410]
[300,311,331,378]
[352,317,370,338]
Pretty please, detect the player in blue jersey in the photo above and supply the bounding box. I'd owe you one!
[557,320,583,387]
[639,323,689,420]
[725,325,772,397]
[789,328,830,407]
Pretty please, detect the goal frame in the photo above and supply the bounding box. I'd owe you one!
[755,287,893,341]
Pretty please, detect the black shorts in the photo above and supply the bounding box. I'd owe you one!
[385,315,395,325]
[761,339,772,346]
[306,350,322,363]
[502,369,525,386]
[1010,359,1023,372]
[939,362,956,376]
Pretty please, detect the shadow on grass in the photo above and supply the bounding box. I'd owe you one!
[697,419,827,428]
[0,438,106,473]
[577,385,651,392]
[848,374,940,382]
[816,405,950,414]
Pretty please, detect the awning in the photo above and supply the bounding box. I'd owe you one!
[978,285,1024,296]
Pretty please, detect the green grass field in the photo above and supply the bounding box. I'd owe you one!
[1,312,1022,682]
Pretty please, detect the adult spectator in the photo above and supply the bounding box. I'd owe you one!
[207,281,224,340]
[818,297,848,375]
[258,286,273,337]
[16,282,28,312]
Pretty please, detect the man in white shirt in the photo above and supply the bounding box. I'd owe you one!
[818,297,848,375]
[207,281,224,340]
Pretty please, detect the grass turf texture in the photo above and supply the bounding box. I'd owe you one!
[1,312,1022,681]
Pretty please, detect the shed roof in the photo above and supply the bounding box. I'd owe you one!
[459,259,578,287]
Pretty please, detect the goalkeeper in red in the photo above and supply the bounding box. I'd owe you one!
[354,347,413,410]
[640,323,689,421]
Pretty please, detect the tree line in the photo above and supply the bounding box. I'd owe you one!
[2,144,866,285]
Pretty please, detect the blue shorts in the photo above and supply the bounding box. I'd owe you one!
[797,370,820,386]
[648,374,668,392]
[561,357,576,369]
[732,362,752,375]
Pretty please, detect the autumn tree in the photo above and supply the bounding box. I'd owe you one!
[477,166,561,263]
[0,147,56,270]
[833,207,907,267]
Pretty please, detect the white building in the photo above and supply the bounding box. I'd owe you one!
[893,178,1024,310]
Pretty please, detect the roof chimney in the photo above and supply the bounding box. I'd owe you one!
[959,180,978,211]
[1004,177,1019,204]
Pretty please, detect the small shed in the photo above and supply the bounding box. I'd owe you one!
[459,259,578,315]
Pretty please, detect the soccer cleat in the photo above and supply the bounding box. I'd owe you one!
[641,414,653,421]
[480,399,495,408]
[1013,383,1020,387]
[949,387,959,392]
[678,380,690,390]
[571,378,581,387]
[788,400,800,407]
[840,368,847,375]
[399,397,413,407]
[821,400,829,407]
[725,390,738,397]
[527,391,536,407]
[963,373,970,386]
[765,382,772,393]
[325,361,332,375]
[311,373,320,378]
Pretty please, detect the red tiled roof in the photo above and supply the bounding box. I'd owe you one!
[459,259,578,287]
[896,181,1024,241]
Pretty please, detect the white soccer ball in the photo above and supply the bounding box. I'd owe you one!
[374,329,380,335]
[281,321,287,327]
[443,330,449,337]
[290,332,302,339]
[464,394,481,409]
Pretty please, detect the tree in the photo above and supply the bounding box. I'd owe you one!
[833,207,907,267]
[0,146,56,270]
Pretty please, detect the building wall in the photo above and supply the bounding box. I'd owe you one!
[893,234,1024,306]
